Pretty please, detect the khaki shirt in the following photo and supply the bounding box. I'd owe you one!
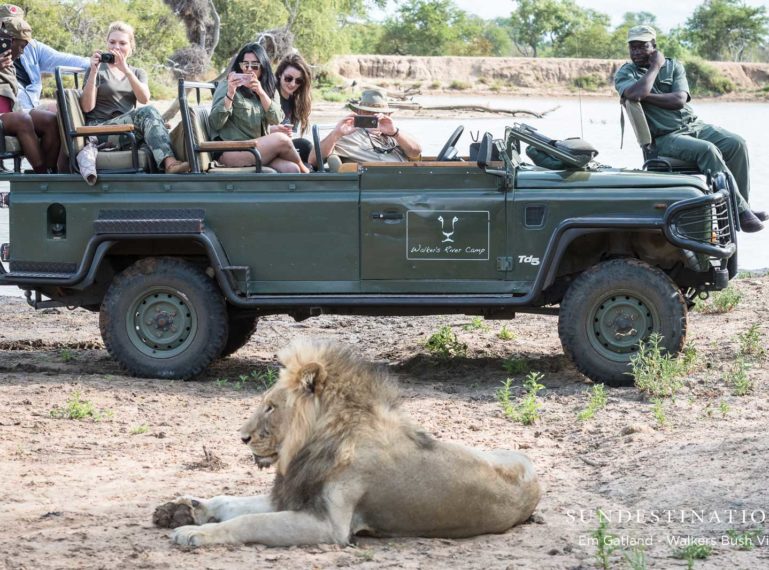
[83,64,148,123]
[335,129,409,163]
[614,58,702,138]
[208,80,283,141]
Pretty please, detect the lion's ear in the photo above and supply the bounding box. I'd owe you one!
[298,362,327,394]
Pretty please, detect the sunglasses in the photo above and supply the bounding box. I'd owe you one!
[365,130,398,154]
[282,74,303,86]
[239,61,261,70]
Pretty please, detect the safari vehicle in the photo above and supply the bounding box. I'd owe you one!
[0,78,738,386]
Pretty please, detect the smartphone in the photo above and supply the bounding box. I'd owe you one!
[233,73,252,86]
[100,52,115,64]
[353,115,378,129]
[0,36,11,55]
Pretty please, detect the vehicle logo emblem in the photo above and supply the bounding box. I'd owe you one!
[437,215,459,243]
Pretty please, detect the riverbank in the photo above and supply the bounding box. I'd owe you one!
[328,55,769,101]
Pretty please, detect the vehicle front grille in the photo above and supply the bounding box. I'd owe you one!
[670,200,731,247]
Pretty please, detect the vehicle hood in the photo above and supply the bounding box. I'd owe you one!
[515,168,708,192]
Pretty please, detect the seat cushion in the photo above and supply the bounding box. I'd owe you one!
[94,148,153,171]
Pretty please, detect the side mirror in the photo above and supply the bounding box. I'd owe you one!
[477,132,492,170]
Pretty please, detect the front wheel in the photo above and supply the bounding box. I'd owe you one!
[99,257,228,379]
[558,258,687,386]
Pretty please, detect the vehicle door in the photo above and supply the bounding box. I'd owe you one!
[359,163,509,293]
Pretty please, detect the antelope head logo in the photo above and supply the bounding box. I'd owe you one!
[437,215,459,243]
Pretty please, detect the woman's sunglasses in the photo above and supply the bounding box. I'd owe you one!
[239,62,261,70]
[282,75,303,86]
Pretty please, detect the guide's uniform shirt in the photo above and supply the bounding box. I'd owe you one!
[614,58,751,213]
[614,58,702,138]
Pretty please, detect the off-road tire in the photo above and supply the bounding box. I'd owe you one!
[99,257,227,379]
[220,309,258,358]
[558,258,687,386]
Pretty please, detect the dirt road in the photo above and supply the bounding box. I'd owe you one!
[1,276,768,569]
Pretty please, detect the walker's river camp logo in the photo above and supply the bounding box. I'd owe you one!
[406,210,489,261]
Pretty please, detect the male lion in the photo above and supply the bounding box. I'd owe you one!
[155,339,541,547]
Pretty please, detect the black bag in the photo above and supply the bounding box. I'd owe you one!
[525,137,598,169]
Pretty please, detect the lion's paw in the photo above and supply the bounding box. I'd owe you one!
[152,496,208,528]
[172,524,224,547]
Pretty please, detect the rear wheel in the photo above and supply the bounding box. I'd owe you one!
[99,257,227,379]
[558,258,687,386]
[220,309,258,358]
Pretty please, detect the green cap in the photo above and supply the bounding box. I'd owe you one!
[1,16,31,41]
[0,4,23,20]
[627,25,656,43]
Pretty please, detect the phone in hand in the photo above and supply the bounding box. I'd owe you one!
[233,73,252,86]
[99,52,115,64]
[353,115,378,129]
[0,36,11,55]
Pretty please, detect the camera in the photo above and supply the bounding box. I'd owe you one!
[353,115,378,129]
[99,52,115,64]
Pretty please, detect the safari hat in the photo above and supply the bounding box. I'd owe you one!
[348,89,392,113]
[627,25,656,43]
[1,16,31,41]
[0,4,23,20]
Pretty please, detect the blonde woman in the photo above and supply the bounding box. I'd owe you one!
[79,21,188,174]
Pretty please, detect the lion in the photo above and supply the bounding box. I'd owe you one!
[154,338,541,547]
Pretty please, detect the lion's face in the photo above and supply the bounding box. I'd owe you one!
[240,387,290,469]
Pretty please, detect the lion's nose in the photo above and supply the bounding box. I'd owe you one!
[241,435,251,444]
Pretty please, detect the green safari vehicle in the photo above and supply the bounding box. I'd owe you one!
[0,120,737,386]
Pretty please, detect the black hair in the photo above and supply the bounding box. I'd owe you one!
[228,42,276,99]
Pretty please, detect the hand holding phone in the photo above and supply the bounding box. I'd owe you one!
[233,73,252,86]
[353,115,378,129]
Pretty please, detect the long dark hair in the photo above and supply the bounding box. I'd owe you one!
[275,53,313,135]
[228,43,276,99]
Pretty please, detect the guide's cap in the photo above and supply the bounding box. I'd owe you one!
[628,25,656,43]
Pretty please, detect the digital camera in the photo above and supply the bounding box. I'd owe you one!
[100,52,115,64]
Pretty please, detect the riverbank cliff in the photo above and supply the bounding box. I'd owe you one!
[329,55,769,100]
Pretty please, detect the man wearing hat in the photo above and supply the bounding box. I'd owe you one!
[0,4,88,111]
[0,12,59,173]
[310,89,421,167]
[615,25,764,232]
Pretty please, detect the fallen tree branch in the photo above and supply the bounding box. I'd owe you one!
[388,102,560,118]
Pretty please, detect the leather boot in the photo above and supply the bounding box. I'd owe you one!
[739,209,764,233]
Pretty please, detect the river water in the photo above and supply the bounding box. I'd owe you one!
[1,96,766,297]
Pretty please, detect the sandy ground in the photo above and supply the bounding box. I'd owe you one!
[1,275,769,569]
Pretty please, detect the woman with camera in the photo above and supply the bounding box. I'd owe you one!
[79,21,188,174]
[270,53,313,164]
[208,43,309,173]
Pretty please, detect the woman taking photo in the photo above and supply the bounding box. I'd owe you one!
[79,21,188,174]
[271,53,312,163]
[208,43,308,173]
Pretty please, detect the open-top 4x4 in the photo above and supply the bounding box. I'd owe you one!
[0,113,737,385]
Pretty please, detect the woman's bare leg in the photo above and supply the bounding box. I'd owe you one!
[254,133,309,173]
[267,158,299,173]
[0,112,46,172]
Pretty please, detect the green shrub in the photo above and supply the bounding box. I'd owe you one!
[50,391,111,421]
[681,57,735,96]
[629,334,687,397]
[578,384,607,421]
[572,74,606,91]
[448,80,470,90]
[425,325,467,359]
[497,371,545,425]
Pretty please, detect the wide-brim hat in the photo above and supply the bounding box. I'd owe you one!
[348,89,392,113]
[627,25,656,43]
[0,4,23,20]
[1,15,31,41]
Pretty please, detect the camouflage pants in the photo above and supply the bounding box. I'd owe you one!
[656,124,750,213]
[86,106,174,170]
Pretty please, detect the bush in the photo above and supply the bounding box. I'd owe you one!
[572,74,606,92]
[681,57,735,96]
